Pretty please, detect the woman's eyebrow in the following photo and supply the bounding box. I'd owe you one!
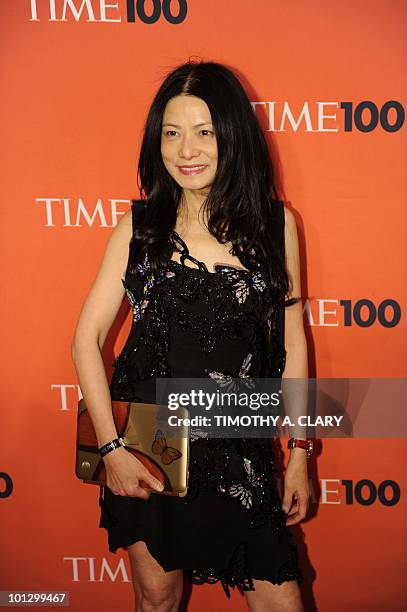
[162,122,213,128]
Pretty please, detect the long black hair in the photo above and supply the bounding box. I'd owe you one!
[130,59,299,308]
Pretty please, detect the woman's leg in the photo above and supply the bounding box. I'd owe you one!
[244,579,305,612]
[127,540,184,612]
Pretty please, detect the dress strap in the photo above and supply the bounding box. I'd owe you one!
[170,229,189,255]
[169,229,208,273]
[169,228,263,274]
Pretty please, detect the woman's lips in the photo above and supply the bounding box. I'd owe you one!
[177,165,208,176]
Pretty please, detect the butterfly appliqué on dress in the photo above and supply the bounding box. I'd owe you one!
[204,352,255,393]
[123,263,175,324]
[215,267,266,305]
[189,427,209,442]
[152,429,182,465]
[233,278,251,304]
[250,272,267,292]
[218,457,262,510]
[122,280,150,322]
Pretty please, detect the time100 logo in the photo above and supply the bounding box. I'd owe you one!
[341,299,401,327]
[126,0,187,23]
[29,0,188,24]
[308,299,401,328]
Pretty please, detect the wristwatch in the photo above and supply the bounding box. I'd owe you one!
[287,438,314,458]
[99,437,126,458]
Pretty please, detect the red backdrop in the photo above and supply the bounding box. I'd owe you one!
[1,1,406,610]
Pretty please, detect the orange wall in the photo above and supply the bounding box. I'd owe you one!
[1,1,406,610]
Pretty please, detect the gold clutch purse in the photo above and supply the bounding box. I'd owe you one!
[75,399,190,497]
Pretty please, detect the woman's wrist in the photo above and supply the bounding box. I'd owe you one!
[99,437,126,457]
[288,446,308,461]
[287,437,314,458]
[101,445,127,464]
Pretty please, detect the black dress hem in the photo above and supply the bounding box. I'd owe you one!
[102,534,302,600]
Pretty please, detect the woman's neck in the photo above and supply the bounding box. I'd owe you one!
[177,192,209,233]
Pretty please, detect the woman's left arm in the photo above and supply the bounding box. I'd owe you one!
[280,205,311,526]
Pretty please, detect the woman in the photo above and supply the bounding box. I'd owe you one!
[72,60,310,611]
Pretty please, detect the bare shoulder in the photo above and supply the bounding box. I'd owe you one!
[283,205,297,234]
[113,207,133,235]
[104,207,132,253]
[283,205,299,252]
[100,207,133,278]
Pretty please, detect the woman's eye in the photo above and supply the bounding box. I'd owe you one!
[163,129,214,137]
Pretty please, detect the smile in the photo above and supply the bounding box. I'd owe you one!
[177,165,208,175]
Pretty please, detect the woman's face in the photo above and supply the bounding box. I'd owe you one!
[161,94,218,192]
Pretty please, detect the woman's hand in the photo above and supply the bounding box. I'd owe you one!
[281,449,310,525]
[103,447,164,499]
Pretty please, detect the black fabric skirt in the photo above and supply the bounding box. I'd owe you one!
[98,437,302,600]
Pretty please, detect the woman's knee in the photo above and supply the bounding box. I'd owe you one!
[244,578,304,612]
[136,581,183,612]
[127,541,183,611]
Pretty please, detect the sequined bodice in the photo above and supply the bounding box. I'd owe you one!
[109,227,286,404]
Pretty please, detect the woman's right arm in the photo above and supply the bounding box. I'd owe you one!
[71,208,164,498]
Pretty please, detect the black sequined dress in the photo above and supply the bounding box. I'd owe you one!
[98,200,302,599]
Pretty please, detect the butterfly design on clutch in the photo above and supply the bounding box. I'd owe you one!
[219,458,262,510]
[151,430,182,464]
[205,352,255,393]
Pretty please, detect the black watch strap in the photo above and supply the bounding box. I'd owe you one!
[99,437,125,457]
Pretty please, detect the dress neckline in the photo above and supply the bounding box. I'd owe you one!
[169,229,257,276]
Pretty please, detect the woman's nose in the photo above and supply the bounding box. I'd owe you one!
[179,136,199,158]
